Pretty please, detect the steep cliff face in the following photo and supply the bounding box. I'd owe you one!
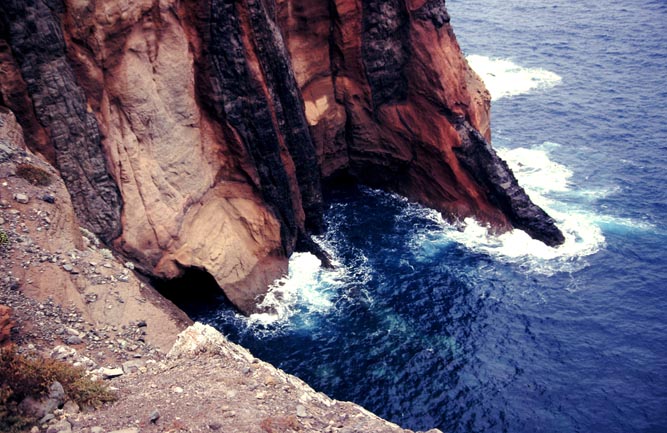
[0,0,564,313]
[277,0,562,245]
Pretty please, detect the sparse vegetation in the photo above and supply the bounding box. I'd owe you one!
[0,230,8,248]
[0,347,116,432]
[260,415,301,433]
[15,163,52,186]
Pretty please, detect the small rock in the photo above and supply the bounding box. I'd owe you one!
[65,327,80,336]
[136,320,147,328]
[296,404,308,418]
[124,261,135,270]
[62,400,80,414]
[99,367,124,379]
[30,426,40,433]
[90,427,104,433]
[39,413,55,424]
[108,429,139,433]
[13,193,29,204]
[172,386,184,393]
[49,381,65,403]
[149,409,160,423]
[46,419,71,433]
[41,194,55,204]
[65,335,83,345]
[122,359,144,374]
[61,264,79,274]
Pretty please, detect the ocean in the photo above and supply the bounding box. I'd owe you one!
[190,1,667,431]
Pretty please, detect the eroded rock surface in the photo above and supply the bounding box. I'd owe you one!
[0,107,188,353]
[1,0,123,241]
[0,0,564,313]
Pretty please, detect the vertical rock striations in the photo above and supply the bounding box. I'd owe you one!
[361,0,410,108]
[284,0,562,243]
[0,0,564,313]
[204,0,323,255]
[0,0,122,241]
[206,0,303,254]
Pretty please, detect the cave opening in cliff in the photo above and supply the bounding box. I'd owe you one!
[150,267,232,317]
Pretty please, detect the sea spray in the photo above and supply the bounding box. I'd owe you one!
[466,55,562,100]
[249,252,336,326]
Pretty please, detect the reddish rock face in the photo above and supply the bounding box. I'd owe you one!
[280,0,563,245]
[280,0,543,233]
[0,0,563,313]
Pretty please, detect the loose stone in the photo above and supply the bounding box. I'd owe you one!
[13,193,29,204]
[149,409,160,423]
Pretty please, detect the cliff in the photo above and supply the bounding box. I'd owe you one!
[1,109,440,431]
[0,0,564,313]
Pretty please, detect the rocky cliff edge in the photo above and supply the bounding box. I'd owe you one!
[0,0,563,312]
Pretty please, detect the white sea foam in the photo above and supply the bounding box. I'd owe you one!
[499,144,656,232]
[497,144,573,195]
[466,55,562,100]
[249,252,337,326]
[425,142,660,274]
[247,235,373,326]
[408,143,608,275]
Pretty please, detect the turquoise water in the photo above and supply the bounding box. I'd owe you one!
[192,1,667,431]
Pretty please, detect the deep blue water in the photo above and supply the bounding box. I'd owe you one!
[191,1,667,432]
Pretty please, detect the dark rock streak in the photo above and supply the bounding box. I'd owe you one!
[0,0,122,241]
[454,121,565,246]
[206,0,324,254]
[361,0,410,108]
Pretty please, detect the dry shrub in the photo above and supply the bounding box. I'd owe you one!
[0,347,116,432]
[15,163,52,186]
[260,415,301,433]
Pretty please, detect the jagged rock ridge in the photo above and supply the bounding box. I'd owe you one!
[0,0,564,313]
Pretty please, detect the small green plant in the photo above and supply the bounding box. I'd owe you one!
[0,230,8,248]
[0,347,117,432]
[15,163,52,186]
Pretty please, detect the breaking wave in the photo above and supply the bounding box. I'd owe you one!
[466,54,562,100]
[248,252,340,326]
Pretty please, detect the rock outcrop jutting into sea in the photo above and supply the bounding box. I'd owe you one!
[0,0,564,313]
